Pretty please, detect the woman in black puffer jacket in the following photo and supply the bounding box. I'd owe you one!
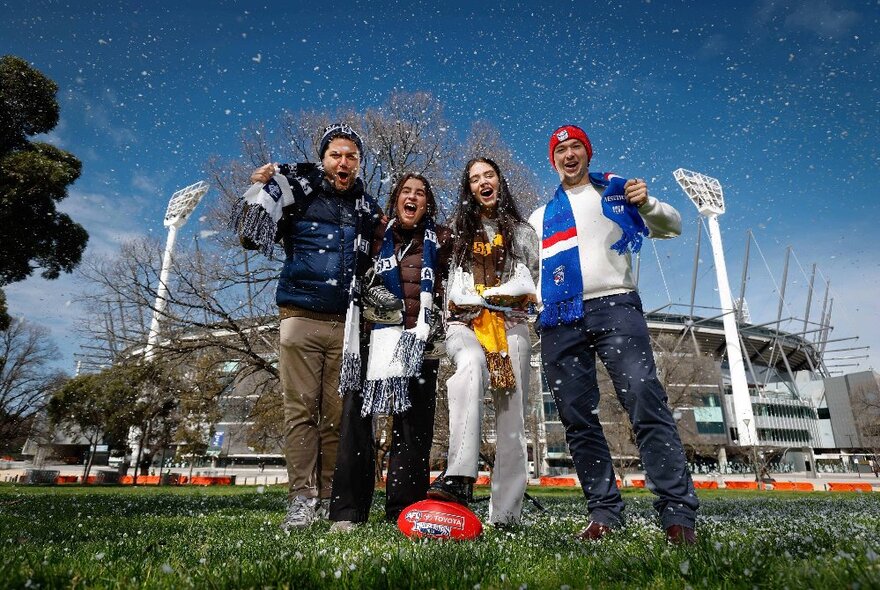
[329,173,451,529]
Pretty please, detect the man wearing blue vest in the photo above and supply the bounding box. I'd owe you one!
[245,124,381,530]
[528,125,699,545]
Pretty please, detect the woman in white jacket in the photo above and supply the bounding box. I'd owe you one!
[426,157,539,527]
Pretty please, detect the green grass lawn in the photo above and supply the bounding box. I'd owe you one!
[1,483,878,589]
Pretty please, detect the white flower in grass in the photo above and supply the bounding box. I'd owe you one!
[679,560,690,575]
[95,552,105,561]
[334,570,341,579]
[161,563,173,574]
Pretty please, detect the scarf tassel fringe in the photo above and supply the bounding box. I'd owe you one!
[486,352,517,390]
[229,199,279,259]
[539,297,583,329]
[611,232,644,256]
[392,330,427,378]
[361,377,411,417]
[339,352,362,394]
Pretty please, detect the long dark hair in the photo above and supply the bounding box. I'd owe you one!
[385,172,437,224]
[449,157,525,267]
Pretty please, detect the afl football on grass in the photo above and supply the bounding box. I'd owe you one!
[397,499,483,540]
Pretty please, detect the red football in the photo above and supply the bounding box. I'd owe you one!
[397,499,483,540]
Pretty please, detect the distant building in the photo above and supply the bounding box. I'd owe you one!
[537,311,877,476]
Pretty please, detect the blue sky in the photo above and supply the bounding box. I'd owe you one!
[3,0,879,374]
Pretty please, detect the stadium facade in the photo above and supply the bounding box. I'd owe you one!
[538,310,879,476]
[27,230,879,478]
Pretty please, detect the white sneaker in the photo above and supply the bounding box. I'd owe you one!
[280,495,325,531]
[329,520,360,532]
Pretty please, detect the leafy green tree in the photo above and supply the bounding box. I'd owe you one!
[47,365,140,482]
[172,355,226,475]
[0,55,89,328]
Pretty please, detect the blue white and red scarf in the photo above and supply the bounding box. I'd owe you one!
[360,218,437,415]
[538,172,648,328]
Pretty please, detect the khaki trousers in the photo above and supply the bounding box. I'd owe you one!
[444,322,530,525]
[279,316,344,500]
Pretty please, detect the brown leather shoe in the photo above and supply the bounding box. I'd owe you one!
[576,521,613,541]
[665,524,697,546]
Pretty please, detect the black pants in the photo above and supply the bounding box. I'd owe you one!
[541,292,698,529]
[329,359,438,523]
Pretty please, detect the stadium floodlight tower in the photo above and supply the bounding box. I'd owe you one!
[144,180,210,360]
[673,168,757,447]
[129,181,209,473]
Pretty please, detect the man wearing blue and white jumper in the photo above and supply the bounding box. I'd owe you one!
[528,125,699,545]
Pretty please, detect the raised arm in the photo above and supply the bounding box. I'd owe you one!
[625,178,681,239]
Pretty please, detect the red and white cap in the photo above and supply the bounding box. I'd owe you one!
[548,125,593,169]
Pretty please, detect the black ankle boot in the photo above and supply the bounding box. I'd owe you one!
[426,473,473,505]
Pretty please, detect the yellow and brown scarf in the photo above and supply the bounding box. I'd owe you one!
[471,226,516,390]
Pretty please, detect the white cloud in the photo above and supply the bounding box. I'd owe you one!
[33,118,69,149]
[64,86,138,149]
[131,171,161,194]
[756,0,859,39]
[785,0,859,38]
[4,186,154,371]
[58,188,150,257]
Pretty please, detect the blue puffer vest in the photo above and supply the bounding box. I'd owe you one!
[275,165,377,314]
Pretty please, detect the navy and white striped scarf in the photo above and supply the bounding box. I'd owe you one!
[229,163,377,393]
[361,218,437,416]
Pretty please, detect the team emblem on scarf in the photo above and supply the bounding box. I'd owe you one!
[360,218,438,416]
[538,172,649,328]
[228,165,301,259]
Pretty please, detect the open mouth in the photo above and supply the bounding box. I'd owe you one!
[337,171,350,181]
[563,160,579,173]
[403,202,418,214]
[480,187,494,198]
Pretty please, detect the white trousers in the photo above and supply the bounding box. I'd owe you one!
[444,321,530,525]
